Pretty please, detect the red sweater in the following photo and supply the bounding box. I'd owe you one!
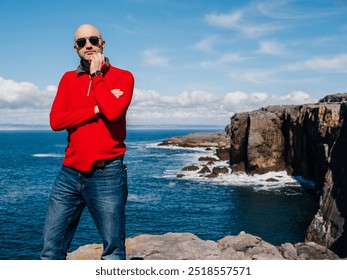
[50,63,134,172]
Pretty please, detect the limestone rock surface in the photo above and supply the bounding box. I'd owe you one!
[67,232,340,260]
[158,132,230,149]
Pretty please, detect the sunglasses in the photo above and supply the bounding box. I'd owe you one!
[75,36,101,48]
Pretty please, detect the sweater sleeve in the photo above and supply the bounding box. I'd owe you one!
[93,70,134,122]
[50,73,97,131]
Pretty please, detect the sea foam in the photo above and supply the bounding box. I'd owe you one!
[155,144,315,193]
[32,153,64,158]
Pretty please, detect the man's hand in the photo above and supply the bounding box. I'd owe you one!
[111,89,123,98]
[94,89,122,115]
[94,105,100,115]
[89,53,105,74]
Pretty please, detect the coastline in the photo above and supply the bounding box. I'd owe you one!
[157,95,347,259]
[68,130,334,260]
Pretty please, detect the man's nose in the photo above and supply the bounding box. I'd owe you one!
[85,40,93,48]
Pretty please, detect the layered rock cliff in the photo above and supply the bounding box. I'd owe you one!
[225,98,347,257]
[158,94,347,258]
[226,104,340,179]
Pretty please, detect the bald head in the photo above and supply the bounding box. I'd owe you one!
[73,24,105,59]
[74,24,102,41]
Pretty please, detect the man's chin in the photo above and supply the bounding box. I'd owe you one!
[83,54,93,60]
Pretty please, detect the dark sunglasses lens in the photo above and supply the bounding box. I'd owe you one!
[76,38,86,48]
[89,36,100,46]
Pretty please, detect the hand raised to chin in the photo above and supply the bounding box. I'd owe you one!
[89,53,105,74]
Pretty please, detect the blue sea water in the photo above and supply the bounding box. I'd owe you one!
[0,128,319,260]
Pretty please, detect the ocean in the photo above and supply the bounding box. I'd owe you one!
[0,128,319,260]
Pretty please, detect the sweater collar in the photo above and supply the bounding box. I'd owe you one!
[76,57,110,74]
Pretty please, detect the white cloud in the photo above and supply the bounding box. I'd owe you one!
[240,23,282,37]
[228,53,347,85]
[0,76,56,126]
[204,9,282,37]
[201,53,245,69]
[0,77,37,105]
[132,88,220,108]
[221,89,313,113]
[223,91,249,106]
[258,40,285,55]
[286,54,347,73]
[142,48,169,67]
[222,91,270,112]
[0,76,315,127]
[177,90,219,107]
[129,89,223,124]
[273,90,312,104]
[256,0,340,21]
[230,68,276,84]
[194,36,219,53]
[0,77,56,109]
[250,91,269,103]
[128,88,227,125]
[205,11,242,28]
[128,88,314,126]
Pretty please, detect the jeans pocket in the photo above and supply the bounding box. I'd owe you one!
[97,160,125,176]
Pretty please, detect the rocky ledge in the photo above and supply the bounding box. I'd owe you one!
[158,132,230,149]
[67,232,340,260]
[159,132,231,178]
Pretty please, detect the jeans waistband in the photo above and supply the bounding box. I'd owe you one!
[95,155,124,168]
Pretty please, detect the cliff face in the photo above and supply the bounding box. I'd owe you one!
[226,100,347,257]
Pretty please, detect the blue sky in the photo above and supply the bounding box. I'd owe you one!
[1,0,347,128]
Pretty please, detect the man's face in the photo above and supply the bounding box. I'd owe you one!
[74,26,105,61]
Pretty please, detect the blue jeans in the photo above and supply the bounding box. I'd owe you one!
[41,158,128,260]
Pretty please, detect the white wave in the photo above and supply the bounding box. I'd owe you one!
[128,193,161,203]
[129,140,313,194]
[127,141,159,148]
[148,142,212,152]
[174,167,313,194]
[32,153,64,158]
[181,169,294,184]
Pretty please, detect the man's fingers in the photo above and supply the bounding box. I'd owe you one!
[89,53,105,73]
[111,89,124,98]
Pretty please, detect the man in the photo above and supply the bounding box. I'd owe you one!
[41,24,134,260]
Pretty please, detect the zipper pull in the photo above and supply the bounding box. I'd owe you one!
[87,79,92,96]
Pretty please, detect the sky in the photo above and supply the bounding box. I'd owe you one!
[1,0,347,128]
